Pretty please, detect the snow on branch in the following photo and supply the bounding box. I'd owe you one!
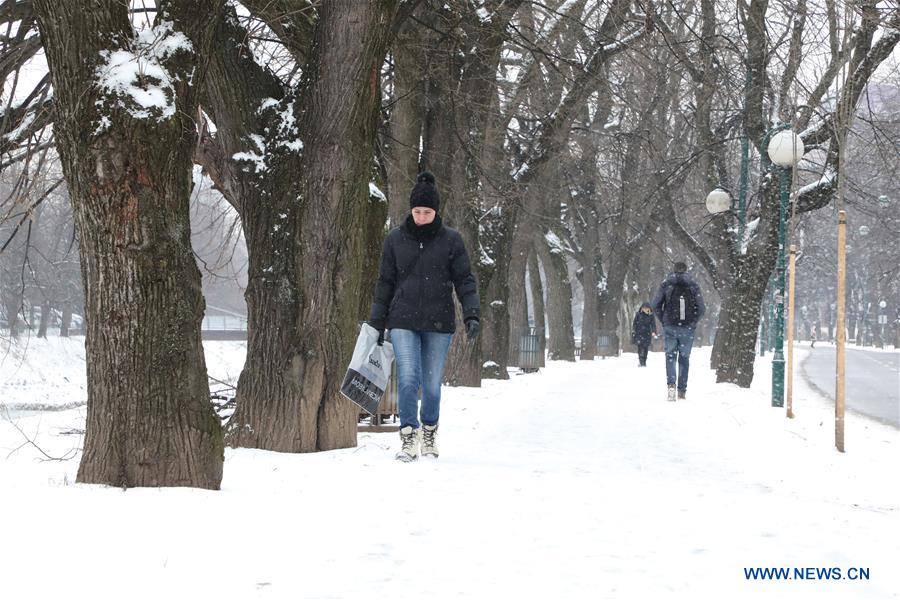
[602,27,645,54]
[795,167,836,199]
[544,230,572,256]
[793,166,838,214]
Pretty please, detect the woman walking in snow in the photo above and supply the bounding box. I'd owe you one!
[631,302,657,367]
[368,172,481,462]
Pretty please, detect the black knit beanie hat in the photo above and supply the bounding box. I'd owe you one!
[409,171,440,212]
[674,261,688,273]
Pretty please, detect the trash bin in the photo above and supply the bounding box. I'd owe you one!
[519,327,545,372]
[597,331,616,358]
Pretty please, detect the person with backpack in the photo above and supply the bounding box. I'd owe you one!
[631,302,657,367]
[368,172,481,462]
[651,261,706,401]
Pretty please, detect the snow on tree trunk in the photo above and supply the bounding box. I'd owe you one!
[478,203,515,379]
[537,232,575,361]
[33,0,225,488]
[712,266,770,386]
[213,1,400,452]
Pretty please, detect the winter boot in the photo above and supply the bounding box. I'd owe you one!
[421,424,439,459]
[677,389,686,400]
[395,425,419,462]
[667,384,676,402]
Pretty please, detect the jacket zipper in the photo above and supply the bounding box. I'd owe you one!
[417,241,424,328]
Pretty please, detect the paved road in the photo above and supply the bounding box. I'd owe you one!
[801,345,900,428]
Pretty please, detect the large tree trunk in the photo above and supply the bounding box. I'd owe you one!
[37,299,50,338]
[579,226,601,361]
[712,261,771,386]
[528,248,546,334]
[60,303,71,337]
[711,178,781,385]
[506,223,531,365]
[423,66,482,387]
[383,23,424,227]
[217,1,401,452]
[478,203,515,379]
[536,231,575,361]
[1,274,22,338]
[34,0,224,488]
[596,249,629,355]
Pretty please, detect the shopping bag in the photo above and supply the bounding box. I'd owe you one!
[339,323,394,415]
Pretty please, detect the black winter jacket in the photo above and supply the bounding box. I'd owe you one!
[651,271,706,328]
[369,215,480,334]
[631,302,657,346]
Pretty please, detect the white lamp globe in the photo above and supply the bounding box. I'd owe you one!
[767,130,805,167]
[706,188,731,214]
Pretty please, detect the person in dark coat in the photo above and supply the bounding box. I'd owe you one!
[369,171,480,462]
[631,302,657,367]
[651,261,705,401]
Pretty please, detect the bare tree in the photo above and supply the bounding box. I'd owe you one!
[195,0,408,452]
[32,0,225,488]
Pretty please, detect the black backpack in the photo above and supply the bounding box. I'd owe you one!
[665,281,698,326]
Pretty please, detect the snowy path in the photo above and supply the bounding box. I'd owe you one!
[1,347,898,600]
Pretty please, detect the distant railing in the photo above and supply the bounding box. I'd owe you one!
[201,314,248,340]
[202,315,248,331]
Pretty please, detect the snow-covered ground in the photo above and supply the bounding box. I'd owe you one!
[1,337,898,600]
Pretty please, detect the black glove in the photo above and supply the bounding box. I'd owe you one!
[465,318,480,341]
[376,328,385,346]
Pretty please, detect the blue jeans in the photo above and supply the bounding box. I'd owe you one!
[664,325,695,391]
[391,329,453,429]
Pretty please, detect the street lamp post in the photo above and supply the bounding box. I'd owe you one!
[766,127,804,408]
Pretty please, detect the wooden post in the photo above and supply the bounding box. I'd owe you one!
[786,244,797,418]
[836,211,847,452]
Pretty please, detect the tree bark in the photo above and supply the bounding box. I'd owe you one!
[528,247,546,335]
[204,1,402,452]
[33,0,225,488]
[536,229,576,361]
[506,221,530,365]
[419,4,524,387]
[60,302,71,337]
[383,22,424,227]
[578,218,601,361]
[37,299,50,338]
[478,202,515,379]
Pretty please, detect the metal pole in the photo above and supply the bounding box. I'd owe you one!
[771,167,789,407]
[768,278,776,351]
[786,244,797,418]
[836,211,847,452]
[759,318,766,356]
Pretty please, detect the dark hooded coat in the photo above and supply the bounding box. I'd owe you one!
[631,302,657,346]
